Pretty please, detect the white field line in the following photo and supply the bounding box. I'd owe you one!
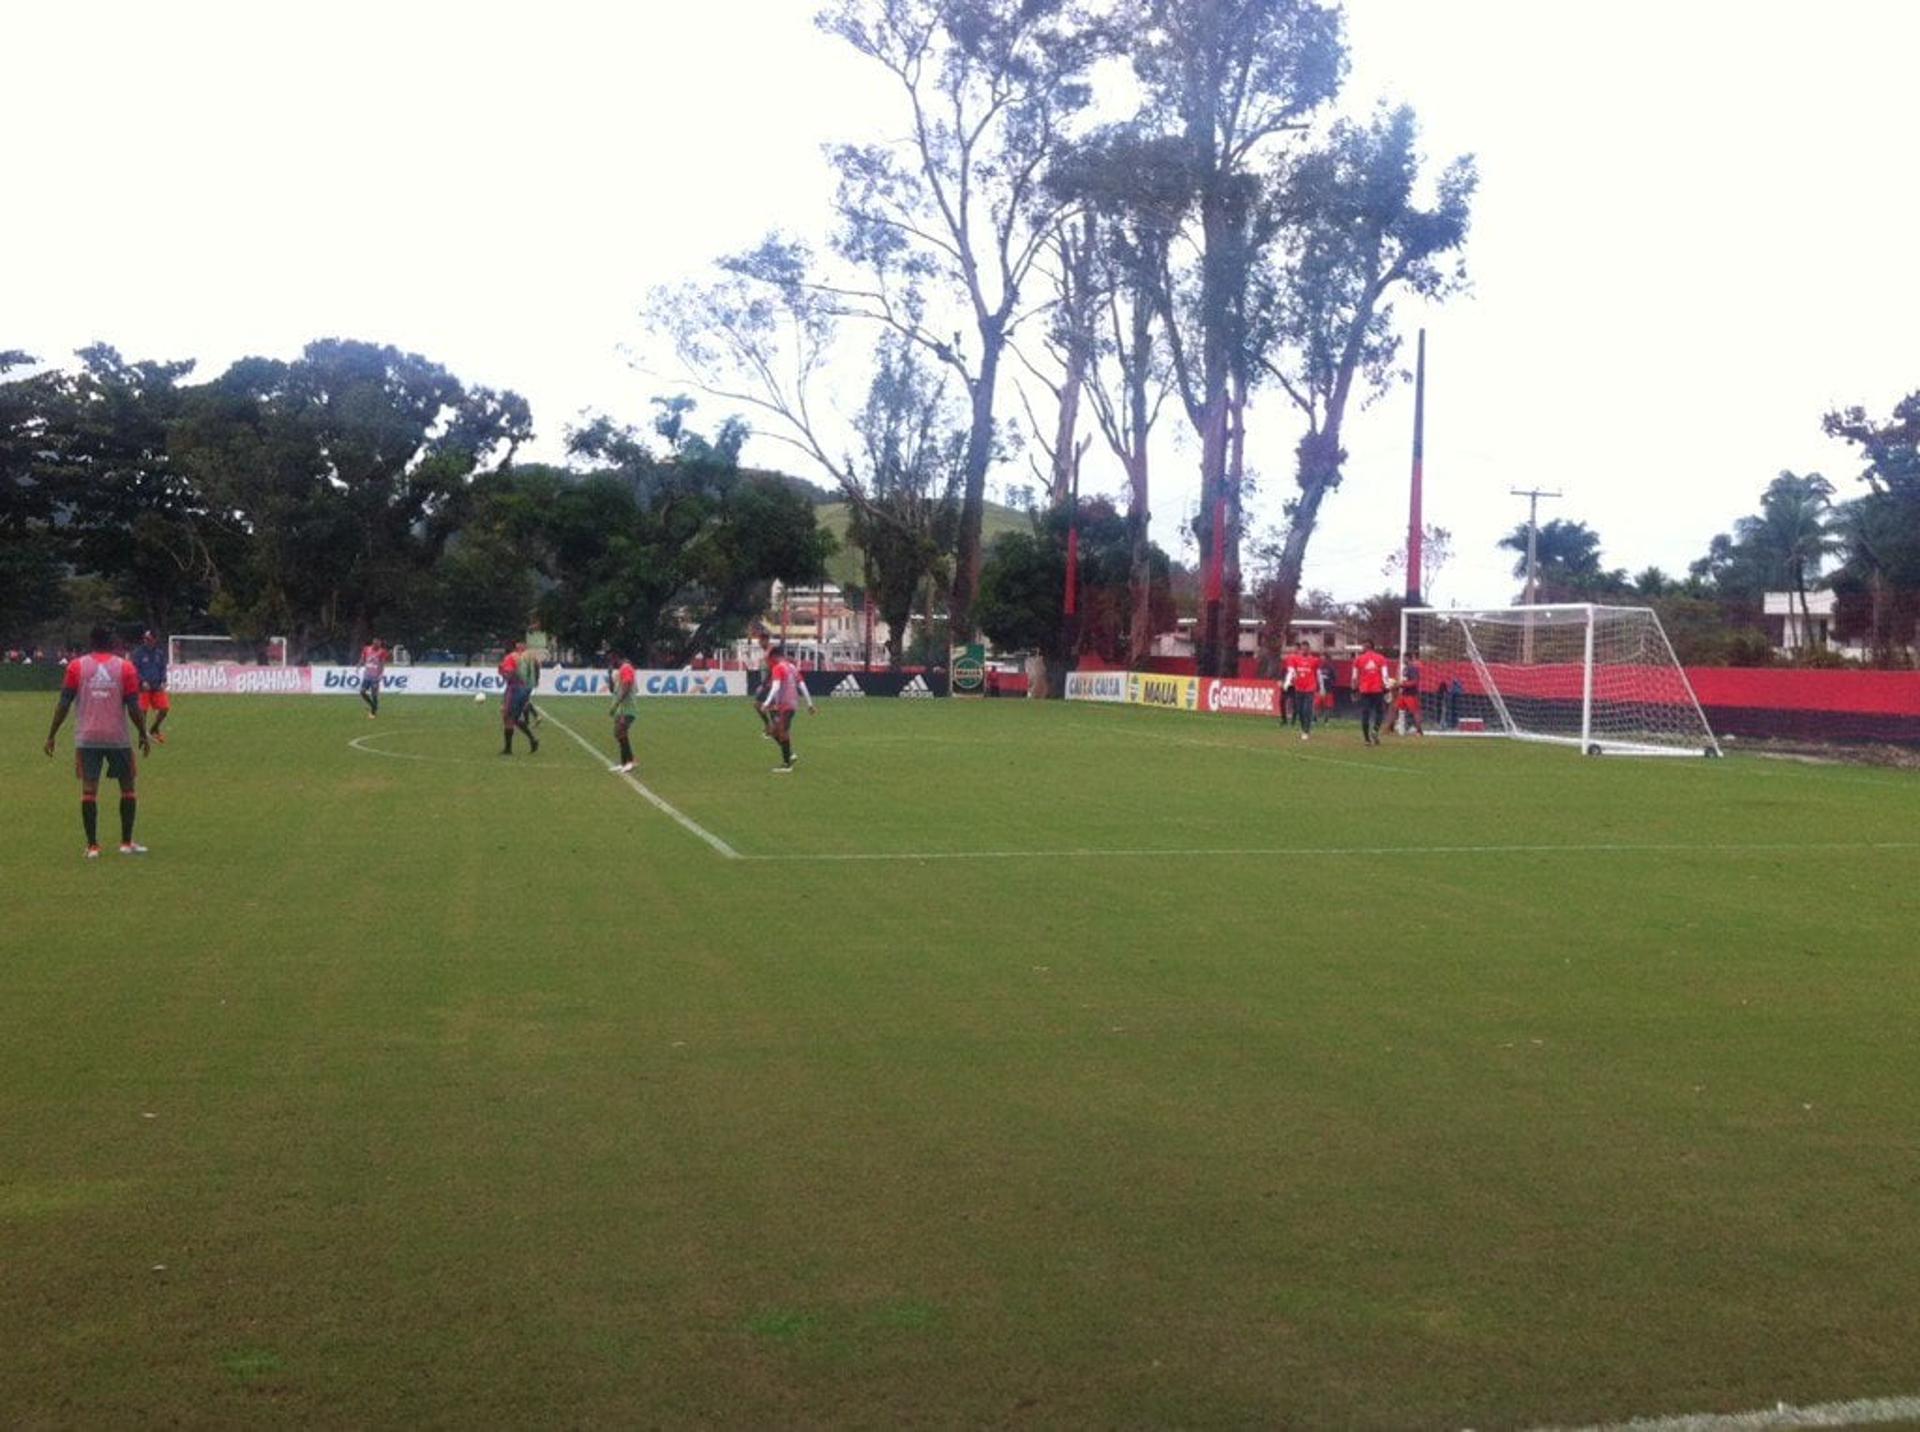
[740,839,1920,865]
[541,710,742,860]
[347,731,560,768]
[1530,1392,1920,1432]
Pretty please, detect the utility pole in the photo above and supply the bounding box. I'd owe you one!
[1406,329,1427,605]
[1509,487,1562,606]
[1510,486,1561,662]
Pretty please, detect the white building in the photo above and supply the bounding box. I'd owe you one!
[1762,590,1866,658]
[724,582,929,668]
[1152,616,1349,662]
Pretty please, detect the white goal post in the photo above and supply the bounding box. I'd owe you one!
[1398,604,1722,757]
[167,635,290,666]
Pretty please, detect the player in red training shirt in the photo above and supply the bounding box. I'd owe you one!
[758,643,815,773]
[1392,649,1425,736]
[358,637,387,719]
[497,646,538,756]
[44,625,151,857]
[1281,639,1322,741]
[1352,642,1391,746]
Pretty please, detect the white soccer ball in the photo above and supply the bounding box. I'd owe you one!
[474,693,486,703]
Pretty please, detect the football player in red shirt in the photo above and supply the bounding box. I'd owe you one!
[1353,642,1391,745]
[1393,649,1426,736]
[759,643,815,773]
[497,646,538,756]
[1282,639,1322,741]
[44,625,151,857]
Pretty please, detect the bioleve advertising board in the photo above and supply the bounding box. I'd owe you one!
[173,664,749,697]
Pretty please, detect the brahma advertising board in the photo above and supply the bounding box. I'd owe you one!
[169,663,312,695]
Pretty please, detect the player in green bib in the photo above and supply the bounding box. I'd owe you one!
[608,656,638,771]
[516,642,544,728]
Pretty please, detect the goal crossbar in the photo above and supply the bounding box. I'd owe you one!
[1399,604,1722,758]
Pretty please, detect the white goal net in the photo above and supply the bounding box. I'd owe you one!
[1400,605,1721,757]
[168,635,290,666]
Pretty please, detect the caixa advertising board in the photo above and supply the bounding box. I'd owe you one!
[1065,671,1127,703]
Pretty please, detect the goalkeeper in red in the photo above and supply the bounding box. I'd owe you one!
[759,643,815,773]
[1281,639,1321,741]
[44,625,151,857]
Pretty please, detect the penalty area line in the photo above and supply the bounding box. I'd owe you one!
[541,710,742,860]
[739,838,1920,864]
[1528,1391,1920,1432]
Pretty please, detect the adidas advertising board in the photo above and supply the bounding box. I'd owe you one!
[796,671,949,698]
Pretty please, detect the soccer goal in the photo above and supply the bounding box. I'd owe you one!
[167,634,290,666]
[1400,605,1722,757]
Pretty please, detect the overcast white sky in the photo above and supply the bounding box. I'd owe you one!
[8,0,1916,607]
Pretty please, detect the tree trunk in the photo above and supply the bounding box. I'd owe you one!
[1127,449,1153,668]
[1262,427,1344,672]
[1221,368,1247,677]
[949,334,1004,644]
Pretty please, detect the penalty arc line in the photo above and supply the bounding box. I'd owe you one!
[540,710,743,860]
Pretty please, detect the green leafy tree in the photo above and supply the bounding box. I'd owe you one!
[1731,472,1840,655]
[1258,105,1475,667]
[1116,0,1352,675]
[41,345,228,635]
[1823,394,1920,663]
[815,0,1099,641]
[0,350,69,641]
[976,496,1172,687]
[532,405,834,663]
[1497,519,1626,601]
[842,339,964,667]
[171,340,532,658]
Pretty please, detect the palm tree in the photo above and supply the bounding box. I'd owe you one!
[1734,472,1840,654]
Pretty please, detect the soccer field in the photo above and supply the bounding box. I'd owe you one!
[5,692,1919,1428]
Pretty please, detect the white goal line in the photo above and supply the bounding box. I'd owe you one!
[1528,1392,1920,1432]
[738,839,1920,865]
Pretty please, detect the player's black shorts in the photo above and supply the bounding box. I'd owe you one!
[76,746,135,784]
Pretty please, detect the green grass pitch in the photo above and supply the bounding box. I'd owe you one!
[4,692,1918,1427]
